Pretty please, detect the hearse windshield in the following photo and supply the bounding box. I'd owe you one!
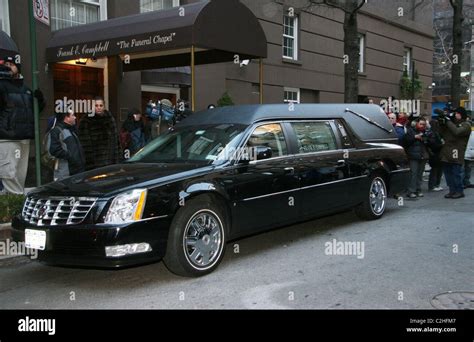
[128,124,247,165]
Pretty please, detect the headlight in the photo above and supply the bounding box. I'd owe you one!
[104,189,147,224]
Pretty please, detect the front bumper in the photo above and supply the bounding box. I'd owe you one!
[11,216,173,268]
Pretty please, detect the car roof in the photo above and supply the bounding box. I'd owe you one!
[177,104,397,143]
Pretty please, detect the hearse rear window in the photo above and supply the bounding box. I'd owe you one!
[290,121,337,154]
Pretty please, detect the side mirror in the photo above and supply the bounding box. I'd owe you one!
[256,146,272,161]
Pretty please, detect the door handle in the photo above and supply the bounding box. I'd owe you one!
[335,160,346,167]
[284,167,295,175]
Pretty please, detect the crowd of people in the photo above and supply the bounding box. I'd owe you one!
[0,48,193,194]
[387,106,473,200]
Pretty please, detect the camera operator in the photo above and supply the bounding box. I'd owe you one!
[437,107,471,199]
[402,118,436,198]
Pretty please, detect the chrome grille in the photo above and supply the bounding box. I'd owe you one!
[22,197,98,226]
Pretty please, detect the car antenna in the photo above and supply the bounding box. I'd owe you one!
[345,108,393,134]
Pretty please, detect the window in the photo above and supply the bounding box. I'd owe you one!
[0,0,10,35]
[247,124,288,158]
[51,0,107,31]
[358,34,365,73]
[403,48,412,78]
[129,124,246,165]
[140,0,180,13]
[283,15,298,60]
[290,122,337,154]
[284,87,300,104]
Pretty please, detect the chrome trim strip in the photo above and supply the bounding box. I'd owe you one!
[242,188,296,202]
[299,175,368,191]
[391,168,411,174]
[242,175,368,202]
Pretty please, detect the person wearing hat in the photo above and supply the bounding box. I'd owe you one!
[0,53,45,194]
[438,106,471,199]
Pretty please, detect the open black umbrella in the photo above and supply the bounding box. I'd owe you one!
[0,30,19,59]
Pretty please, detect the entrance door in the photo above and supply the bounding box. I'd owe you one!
[53,64,104,122]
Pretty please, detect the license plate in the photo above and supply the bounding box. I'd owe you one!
[25,229,46,251]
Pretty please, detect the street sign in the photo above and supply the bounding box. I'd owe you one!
[33,0,50,26]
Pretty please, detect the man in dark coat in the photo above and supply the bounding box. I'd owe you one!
[120,108,146,158]
[402,118,435,198]
[0,54,45,194]
[438,107,471,199]
[78,97,120,171]
[49,111,85,181]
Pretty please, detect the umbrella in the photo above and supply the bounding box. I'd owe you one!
[0,30,19,59]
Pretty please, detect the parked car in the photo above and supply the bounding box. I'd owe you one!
[12,104,409,277]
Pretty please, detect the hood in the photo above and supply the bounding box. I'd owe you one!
[29,162,214,197]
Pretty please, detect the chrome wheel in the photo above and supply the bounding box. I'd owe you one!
[183,209,224,270]
[369,177,387,215]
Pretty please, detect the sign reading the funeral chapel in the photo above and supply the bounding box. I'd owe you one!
[33,0,50,26]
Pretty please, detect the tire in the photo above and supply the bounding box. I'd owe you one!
[354,174,387,220]
[163,196,227,277]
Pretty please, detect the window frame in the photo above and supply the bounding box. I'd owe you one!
[358,34,365,74]
[282,15,298,60]
[403,47,413,78]
[51,0,107,32]
[140,0,180,13]
[0,0,10,35]
[284,87,300,104]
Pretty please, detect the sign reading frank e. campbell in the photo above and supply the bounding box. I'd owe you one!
[48,32,179,62]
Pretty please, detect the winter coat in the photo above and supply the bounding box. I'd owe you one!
[439,120,471,165]
[78,110,120,170]
[0,76,45,140]
[465,130,474,161]
[394,124,406,145]
[49,121,85,178]
[402,127,435,160]
[121,115,146,155]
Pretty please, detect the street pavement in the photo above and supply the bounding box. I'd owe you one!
[0,185,472,309]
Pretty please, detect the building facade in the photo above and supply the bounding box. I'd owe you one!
[1,0,434,184]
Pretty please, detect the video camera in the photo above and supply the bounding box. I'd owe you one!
[434,109,454,125]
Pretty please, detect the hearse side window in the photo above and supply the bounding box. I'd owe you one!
[247,123,288,157]
[290,121,337,154]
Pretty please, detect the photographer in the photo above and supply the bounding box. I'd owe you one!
[402,118,435,198]
[437,107,471,199]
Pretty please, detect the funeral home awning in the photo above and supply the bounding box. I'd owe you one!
[45,0,267,67]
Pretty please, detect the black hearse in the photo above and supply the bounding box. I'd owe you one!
[12,104,409,277]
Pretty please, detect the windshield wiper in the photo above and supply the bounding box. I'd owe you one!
[345,108,393,134]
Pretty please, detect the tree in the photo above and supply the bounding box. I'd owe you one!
[449,0,464,108]
[291,0,366,103]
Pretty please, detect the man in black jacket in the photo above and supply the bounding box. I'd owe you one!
[78,97,120,170]
[49,111,85,181]
[402,118,437,198]
[0,54,45,194]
